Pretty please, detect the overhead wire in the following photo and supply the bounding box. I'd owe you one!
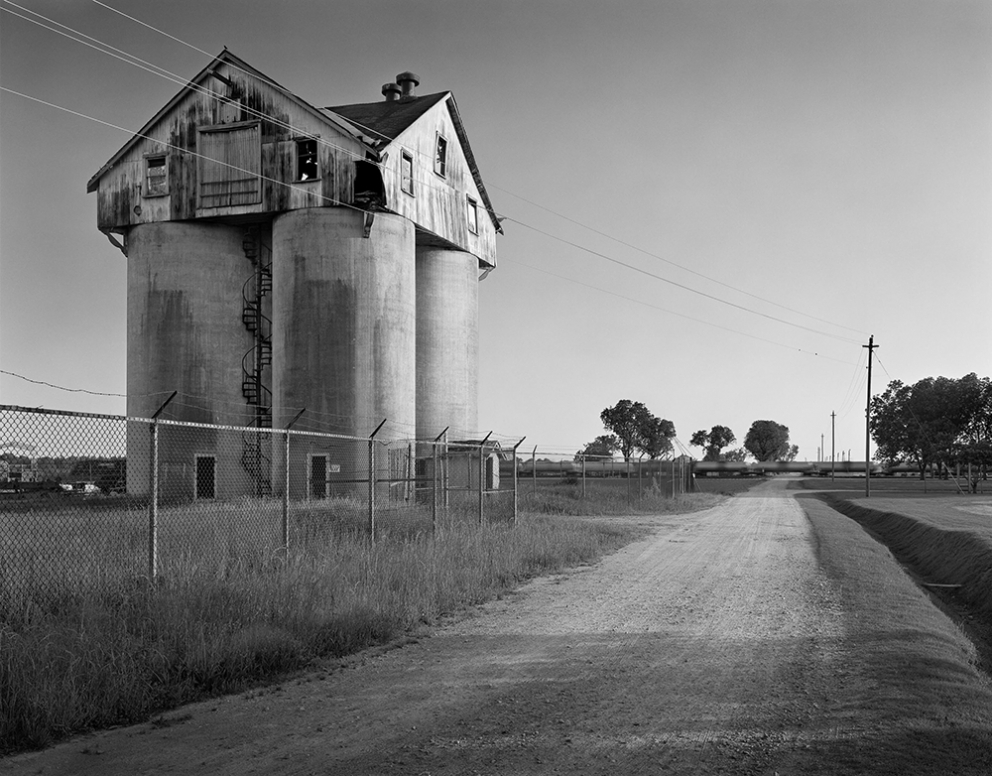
[502,256,858,364]
[0,2,377,162]
[488,184,868,338]
[3,0,874,390]
[24,0,869,350]
[502,217,864,345]
[1,369,127,398]
[0,86,368,218]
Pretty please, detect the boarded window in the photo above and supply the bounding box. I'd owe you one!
[401,151,414,195]
[297,138,318,181]
[467,196,479,234]
[145,155,168,196]
[434,134,447,177]
[198,124,261,208]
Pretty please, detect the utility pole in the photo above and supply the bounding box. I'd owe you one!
[831,411,836,483]
[821,434,825,463]
[863,335,877,497]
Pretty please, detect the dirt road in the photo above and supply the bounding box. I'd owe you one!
[8,480,992,775]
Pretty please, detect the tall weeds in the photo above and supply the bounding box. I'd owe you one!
[1,512,643,754]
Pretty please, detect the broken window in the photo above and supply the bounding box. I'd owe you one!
[434,133,447,177]
[145,155,168,196]
[467,196,479,234]
[296,138,318,181]
[401,151,414,195]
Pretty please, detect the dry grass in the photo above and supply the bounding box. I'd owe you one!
[0,509,644,755]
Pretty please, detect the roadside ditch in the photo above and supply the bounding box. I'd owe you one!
[809,491,992,679]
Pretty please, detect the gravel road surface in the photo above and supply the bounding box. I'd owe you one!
[7,479,991,775]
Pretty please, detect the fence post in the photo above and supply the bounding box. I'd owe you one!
[638,455,643,500]
[149,420,159,581]
[532,446,537,493]
[433,427,448,536]
[478,431,492,526]
[282,409,305,558]
[368,419,387,543]
[671,458,676,498]
[512,437,525,526]
[581,454,586,500]
[626,457,631,503]
[442,429,449,512]
[148,391,176,582]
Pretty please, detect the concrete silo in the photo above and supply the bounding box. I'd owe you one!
[272,208,416,497]
[416,248,479,442]
[126,221,258,499]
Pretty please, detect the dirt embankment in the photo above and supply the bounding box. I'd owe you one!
[7,479,992,775]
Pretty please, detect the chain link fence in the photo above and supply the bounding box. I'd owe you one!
[513,449,694,508]
[1,405,522,602]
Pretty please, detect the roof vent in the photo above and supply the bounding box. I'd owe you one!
[396,71,420,99]
[382,82,402,101]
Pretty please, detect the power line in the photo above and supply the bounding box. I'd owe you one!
[4,4,869,357]
[490,184,868,338]
[0,86,366,217]
[43,1,868,347]
[503,216,864,345]
[1,369,127,397]
[503,256,858,365]
[0,3,376,162]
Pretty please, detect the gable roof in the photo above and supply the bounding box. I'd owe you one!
[86,49,376,194]
[328,93,502,234]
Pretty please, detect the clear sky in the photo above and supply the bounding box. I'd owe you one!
[1,0,990,461]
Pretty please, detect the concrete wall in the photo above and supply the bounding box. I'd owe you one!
[126,222,260,498]
[416,248,479,441]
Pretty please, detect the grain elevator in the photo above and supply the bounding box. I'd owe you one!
[87,51,500,498]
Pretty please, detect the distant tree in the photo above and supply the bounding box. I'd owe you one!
[723,447,749,462]
[870,373,991,487]
[600,400,675,461]
[575,434,620,461]
[784,444,799,462]
[743,420,792,462]
[600,400,652,461]
[690,425,736,461]
[640,416,677,460]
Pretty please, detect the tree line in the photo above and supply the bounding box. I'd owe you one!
[870,372,990,490]
[577,400,798,463]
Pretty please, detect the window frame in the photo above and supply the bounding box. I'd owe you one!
[295,137,320,182]
[143,153,169,198]
[433,133,448,178]
[466,195,479,234]
[400,150,414,196]
[196,120,262,209]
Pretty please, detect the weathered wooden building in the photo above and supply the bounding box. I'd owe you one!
[88,50,500,499]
